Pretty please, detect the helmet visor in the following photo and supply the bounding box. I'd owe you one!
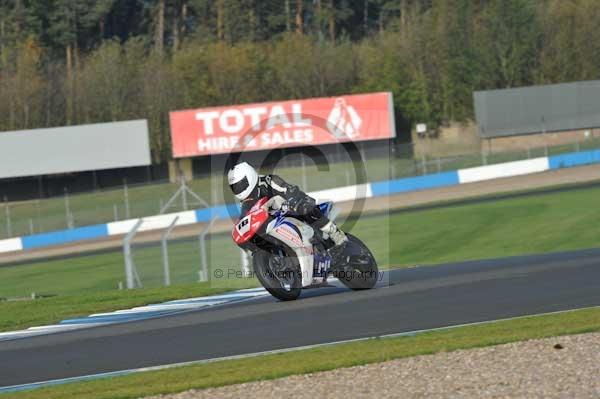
[230,176,249,196]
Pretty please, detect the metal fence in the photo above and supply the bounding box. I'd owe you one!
[2,135,600,239]
[124,219,250,289]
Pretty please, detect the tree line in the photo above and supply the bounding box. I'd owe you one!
[1,0,600,161]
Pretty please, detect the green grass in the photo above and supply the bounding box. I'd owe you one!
[355,183,600,266]
[0,237,242,298]
[2,306,599,399]
[0,236,256,331]
[0,282,257,333]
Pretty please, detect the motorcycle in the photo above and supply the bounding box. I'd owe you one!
[232,196,379,301]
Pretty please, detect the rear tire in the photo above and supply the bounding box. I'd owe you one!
[336,234,378,290]
[253,250,302,301]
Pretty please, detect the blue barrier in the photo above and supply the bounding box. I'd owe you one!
[195,203,240,222]
[370,171,460,197]
[21,224,109,250]
[548,149,600,170]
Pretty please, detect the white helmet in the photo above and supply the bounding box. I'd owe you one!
[228,162,259,201]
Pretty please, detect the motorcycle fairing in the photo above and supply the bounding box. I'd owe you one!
[266,216,316,287]
[318,201,333,217]
[232,197,269,245]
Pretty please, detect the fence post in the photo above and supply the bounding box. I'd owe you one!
[542,116,548,157]
[64,188,74,229]
[301,155,308,191]
[29,219,34,235]
[161,216,179,287]
[113,204,119,221]
[359,142,366,162]
[241,249,251,277]
[123,219,144,289]
[211,179,218,206]
[181,178,188,211]
[36,200,42,232]
[199,216,218,282]
[4,196,12,238]
[123,179,131,219]
[161,179,208,215]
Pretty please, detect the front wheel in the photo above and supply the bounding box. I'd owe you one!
[253,250,302,301]
[335,233,379,290]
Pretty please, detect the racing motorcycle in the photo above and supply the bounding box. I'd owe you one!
[232,196,379,301]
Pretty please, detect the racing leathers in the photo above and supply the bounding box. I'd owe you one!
[240,174,348,250]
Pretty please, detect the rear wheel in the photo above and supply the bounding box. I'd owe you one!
[253,250,302,301]
[336,233,378,290]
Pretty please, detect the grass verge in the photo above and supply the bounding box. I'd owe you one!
[0,281,257,332]
[2,306,599,398]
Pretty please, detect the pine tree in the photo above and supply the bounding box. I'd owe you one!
[476,0,539,88]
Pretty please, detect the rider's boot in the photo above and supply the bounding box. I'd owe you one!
[321,221,348,260]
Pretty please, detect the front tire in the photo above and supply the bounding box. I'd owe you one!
[253,250,302,301]
[336,233,378,290]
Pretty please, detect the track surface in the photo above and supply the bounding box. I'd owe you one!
[1,248,600,387]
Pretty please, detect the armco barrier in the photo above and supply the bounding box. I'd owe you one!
[371,171,460,197]
[106,210,198,236]
[308,184,373,203]
[195,204,240,222]
[457,157,549,184]
[0,238,22,253]
[1,148,600,254]
[21,224,109,250]
[548,149,600,170]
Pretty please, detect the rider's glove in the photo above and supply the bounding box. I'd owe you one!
[288,195,315,215]
[264,196,287,213]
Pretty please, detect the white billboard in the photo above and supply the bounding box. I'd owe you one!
[0,120,151,179]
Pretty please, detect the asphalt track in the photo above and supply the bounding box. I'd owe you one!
[1,248,600,387]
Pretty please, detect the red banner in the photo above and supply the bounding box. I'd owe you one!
[169,92,395,157]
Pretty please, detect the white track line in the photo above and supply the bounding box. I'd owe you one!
[0,288,271,342]
[0,276,356,342]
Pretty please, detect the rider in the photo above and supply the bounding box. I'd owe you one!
[228,162,348,255]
